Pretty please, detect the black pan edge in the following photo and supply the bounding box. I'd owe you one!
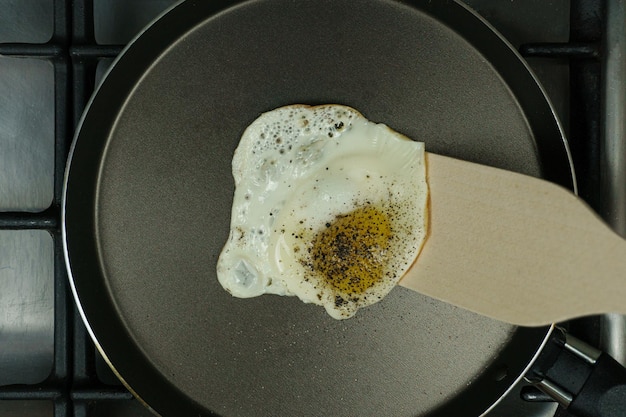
[63,1,240,416]
[408,0,576,192]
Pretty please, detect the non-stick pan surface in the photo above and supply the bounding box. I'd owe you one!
[63,1,574,416]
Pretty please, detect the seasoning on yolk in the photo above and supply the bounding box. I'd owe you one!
[300,205,392,296]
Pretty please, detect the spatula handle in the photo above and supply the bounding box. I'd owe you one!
[400,153,626,326]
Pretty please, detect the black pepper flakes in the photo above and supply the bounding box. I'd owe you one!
[298,205,392,296]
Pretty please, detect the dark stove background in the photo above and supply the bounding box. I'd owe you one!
[0,1,607,416]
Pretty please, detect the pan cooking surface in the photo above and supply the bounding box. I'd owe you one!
[65,1,572,416]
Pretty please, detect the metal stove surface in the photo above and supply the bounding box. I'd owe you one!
[0,1,623,417]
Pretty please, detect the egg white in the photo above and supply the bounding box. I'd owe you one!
[217,104,428,319]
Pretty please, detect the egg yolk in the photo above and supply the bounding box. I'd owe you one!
[299,205,393,299]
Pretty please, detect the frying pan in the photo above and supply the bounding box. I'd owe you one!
[62,1,575,416]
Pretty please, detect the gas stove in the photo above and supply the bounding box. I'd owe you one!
[0,1,623,416]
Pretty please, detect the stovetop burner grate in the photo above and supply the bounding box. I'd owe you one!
[520,0,603,212]
[0,1,607,416]
[0,1,146,415]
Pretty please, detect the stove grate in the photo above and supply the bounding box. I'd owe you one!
[0,1,136,416]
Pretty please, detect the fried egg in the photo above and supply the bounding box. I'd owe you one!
[217,104,428,319]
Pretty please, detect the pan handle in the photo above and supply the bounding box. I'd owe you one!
[525,327,626,417]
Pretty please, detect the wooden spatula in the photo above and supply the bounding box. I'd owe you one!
[399,153,626,327]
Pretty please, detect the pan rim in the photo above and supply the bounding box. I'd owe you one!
[63,1,574,416]
[62,0,208,414]
[448,1,567,414]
